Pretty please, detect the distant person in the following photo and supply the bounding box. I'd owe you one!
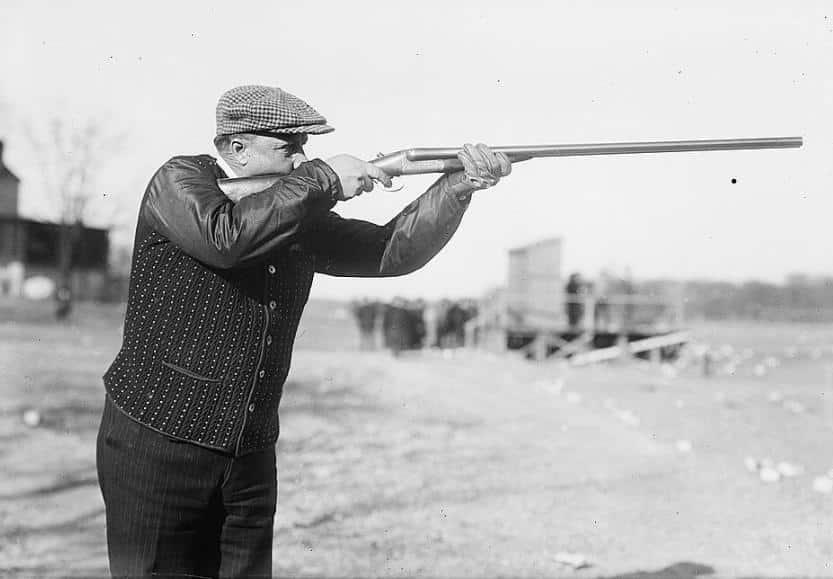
[383,297,413,356]
[620,268,636,329]
[435,299,452,347]
[423,300,441,348]
[55,286,72,320]
[444,300,468,348]
[352,298,378,350]
[460,298,479,346]
[408,299,427,349]
[594,271,613,331]
[96,84,513,579]
[565,272,585,330]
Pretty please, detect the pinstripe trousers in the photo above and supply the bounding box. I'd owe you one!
[96,396,277,579]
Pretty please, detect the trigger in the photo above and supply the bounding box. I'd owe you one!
[372,177,404,193]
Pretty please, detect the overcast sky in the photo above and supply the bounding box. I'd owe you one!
[1,1,831,299]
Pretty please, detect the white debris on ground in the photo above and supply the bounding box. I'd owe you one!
[675,440,693,453]
[649,341,833,495]
[615,409,640,427]
[812,476,833,494]
[759,467,781,483]
[601,398,641,428]
[776,462,804,478]
[765,391,808,415]
[682,338,833,381]
[22,409,41,428]
[533,378,565,396]
[660,363,678,380]
[719,344,734,357]
[744,456,805,483]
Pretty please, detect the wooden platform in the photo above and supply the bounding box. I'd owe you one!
[505,328,689,363]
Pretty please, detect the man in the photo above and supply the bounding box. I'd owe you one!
[351,298,378,351]
[96,85,511,579]
[565,272,586,330]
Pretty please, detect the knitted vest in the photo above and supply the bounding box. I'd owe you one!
[104,222,314,455]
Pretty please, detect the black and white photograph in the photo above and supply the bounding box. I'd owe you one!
[1,1,832,577]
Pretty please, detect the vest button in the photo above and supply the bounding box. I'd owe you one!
[269,300,277,310]
[258,370,265,378]
[267,265,276,274]
[266,335,273,346]
[248,403,255,413]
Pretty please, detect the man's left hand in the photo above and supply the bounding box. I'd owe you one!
[457,143,512,190]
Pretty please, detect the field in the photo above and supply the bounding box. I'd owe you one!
[2,298,833,578]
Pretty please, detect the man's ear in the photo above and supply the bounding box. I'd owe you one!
[230,138,249,166]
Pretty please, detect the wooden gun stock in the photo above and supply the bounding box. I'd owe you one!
[217,136,802,202]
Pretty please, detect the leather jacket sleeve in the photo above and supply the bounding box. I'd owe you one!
[304,172,473,277]
[141,155,340,269]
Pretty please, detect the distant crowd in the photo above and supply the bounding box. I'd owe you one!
[351,298,478,355]
[565,271,637,331]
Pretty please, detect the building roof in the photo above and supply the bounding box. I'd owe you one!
[0,214,109,234]
[0,165,19,181]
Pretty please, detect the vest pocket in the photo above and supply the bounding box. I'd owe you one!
[161,360,222,383]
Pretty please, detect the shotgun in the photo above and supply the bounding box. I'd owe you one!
[217,136,803,202]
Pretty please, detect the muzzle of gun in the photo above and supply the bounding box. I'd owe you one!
[218,136,803,202]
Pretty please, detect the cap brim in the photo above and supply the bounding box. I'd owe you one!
[265,124,335,135]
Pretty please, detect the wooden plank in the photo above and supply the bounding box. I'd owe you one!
[569,331,690,366]
[628,331,690,353]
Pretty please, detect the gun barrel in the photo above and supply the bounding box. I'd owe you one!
[406,137,803,162]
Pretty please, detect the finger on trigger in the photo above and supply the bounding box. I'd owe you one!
[366,164,392,188]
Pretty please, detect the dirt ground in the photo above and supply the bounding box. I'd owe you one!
[2,299,833,578]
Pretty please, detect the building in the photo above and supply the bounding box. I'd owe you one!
[0,140,112,300]
[506,237,564,330]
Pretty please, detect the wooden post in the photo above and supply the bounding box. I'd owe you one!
[583,293,596,345]
[533,333,548,361]
[617,332,631,362]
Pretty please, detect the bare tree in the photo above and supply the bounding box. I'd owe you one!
[25,114,125,319]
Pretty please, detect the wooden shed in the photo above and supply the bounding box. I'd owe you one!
[506,237,564,330]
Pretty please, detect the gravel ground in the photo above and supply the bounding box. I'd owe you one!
[1,301,833,578]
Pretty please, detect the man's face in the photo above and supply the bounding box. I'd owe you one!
[236,133,308,177]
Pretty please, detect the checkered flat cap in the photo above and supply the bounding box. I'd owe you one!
[216,85,334,136]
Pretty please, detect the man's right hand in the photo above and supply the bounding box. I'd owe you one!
[324,154,393,201]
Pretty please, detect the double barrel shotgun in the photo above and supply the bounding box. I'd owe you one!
[218,136,803,201]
